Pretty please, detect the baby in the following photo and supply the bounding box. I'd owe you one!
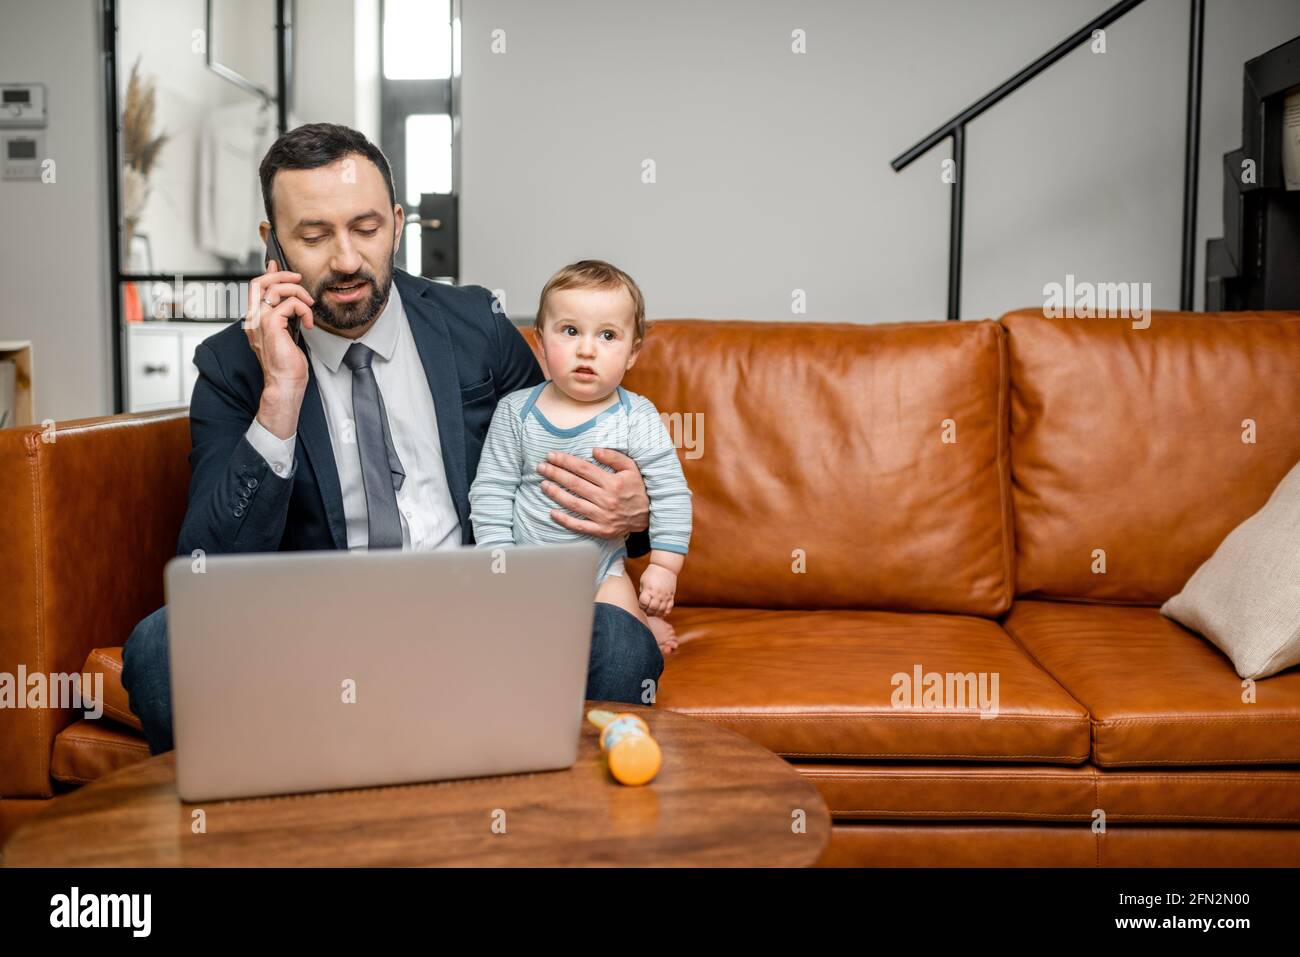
[468,260,692,653]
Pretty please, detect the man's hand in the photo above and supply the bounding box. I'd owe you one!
[245,260,316,439]
[535,448,649,539]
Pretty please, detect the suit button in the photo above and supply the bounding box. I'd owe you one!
[248,478,259,489]
[233,506,245,517]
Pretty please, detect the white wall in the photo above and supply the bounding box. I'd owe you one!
[119,0,252,275]
[353,0,381,144]
[0,0,372,423]
[296,0,360,129]
[0,0,111,422]
[458,0,1300,323]
[2,0,1298,422]
[120,0,366,273]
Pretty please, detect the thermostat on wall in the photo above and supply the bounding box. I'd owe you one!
[0,83,48,128]
[2,132,45,180]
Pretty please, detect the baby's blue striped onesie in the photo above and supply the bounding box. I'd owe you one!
[469,381,692,583]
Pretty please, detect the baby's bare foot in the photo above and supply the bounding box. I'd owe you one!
[646,615,679,654]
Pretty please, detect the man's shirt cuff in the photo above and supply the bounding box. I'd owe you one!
[245,418,297,478]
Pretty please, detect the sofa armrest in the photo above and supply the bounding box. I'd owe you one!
[85,646,142,732]
[0,410,190,797]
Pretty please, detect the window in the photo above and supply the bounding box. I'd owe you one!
[383,0,452,80]
[381,0,458,279]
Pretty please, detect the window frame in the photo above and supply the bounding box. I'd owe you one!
[379,0,460,281]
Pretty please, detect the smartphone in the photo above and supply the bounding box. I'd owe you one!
[263,227,302,342]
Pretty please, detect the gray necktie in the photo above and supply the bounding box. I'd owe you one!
[342,342,406,549]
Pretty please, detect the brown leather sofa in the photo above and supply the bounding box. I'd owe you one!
[3,308,1299,866]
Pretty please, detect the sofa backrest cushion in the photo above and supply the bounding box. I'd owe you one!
[526,319,1014,615]
[1003,309,1300,604]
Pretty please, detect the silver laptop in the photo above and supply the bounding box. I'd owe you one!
[164,542,600,802]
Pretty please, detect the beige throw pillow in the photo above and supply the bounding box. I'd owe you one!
[1161,457,1300,679]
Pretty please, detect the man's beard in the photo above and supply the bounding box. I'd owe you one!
[310,257,394,331]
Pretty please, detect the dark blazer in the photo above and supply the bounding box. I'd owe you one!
[177,268,650,559]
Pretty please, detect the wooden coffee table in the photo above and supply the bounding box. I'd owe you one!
[4,703,830,867]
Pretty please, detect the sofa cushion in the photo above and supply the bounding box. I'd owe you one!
[524,320,1014,616]
[793,761,1300,824]
[657,606,1089,763]
[1002,600,1300,766]
[50,719,150,786]
[823,823,1300,868]
[1161,456,1300,679]
[1003,309,1300,604]
[796,762,1094,821]
[820,824,1100,867]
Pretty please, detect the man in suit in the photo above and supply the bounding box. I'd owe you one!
[121,123,666,756]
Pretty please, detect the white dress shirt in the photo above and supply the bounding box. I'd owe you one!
[244,283,463,551]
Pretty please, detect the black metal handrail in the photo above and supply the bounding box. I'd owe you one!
[891,0,1205,319]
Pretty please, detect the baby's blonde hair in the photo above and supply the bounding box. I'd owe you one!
[534,260,646,345]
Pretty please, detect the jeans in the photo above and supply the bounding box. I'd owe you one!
[121,600,664,756]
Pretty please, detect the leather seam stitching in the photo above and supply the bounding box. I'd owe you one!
[831,810,1099,818]
[50,773,105,785]
[1093,765,1101,865]
[995,324,1015,612]
[778,751,1089,760]
[26,430,50,797]
[1097,716,1300,724]
[697,714,1087,722]
[55,737,150,752]
[797,772,1300,783]
[1097,757,1300,765]
[801,773,1089,780]
[827,810,1300,823]
[101,706,140,727]
[804,768,1300,782]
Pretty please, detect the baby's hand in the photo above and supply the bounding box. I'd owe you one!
[638,564,677,617]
